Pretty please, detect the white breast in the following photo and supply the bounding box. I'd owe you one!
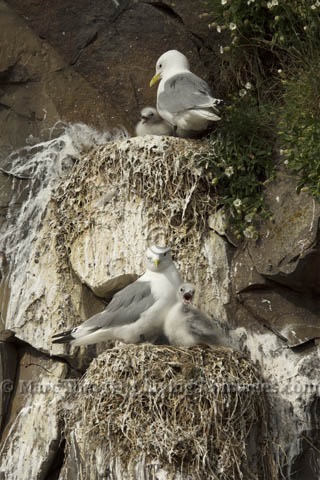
[164,303,196,347]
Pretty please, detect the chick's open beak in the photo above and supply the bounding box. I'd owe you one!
[150,73,161,87]
[183,292,193,304]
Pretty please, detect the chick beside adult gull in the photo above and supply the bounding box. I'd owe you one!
[150,50,224,136]
[135,107,174,136]
[52,245,181,346]
[164,283,229,347]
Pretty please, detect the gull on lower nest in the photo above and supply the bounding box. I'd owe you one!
[52,245,182,346]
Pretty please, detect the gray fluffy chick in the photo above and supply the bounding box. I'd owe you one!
[135,107,174,136]
[164,283,229,347]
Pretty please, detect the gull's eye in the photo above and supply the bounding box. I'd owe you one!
[159,63,162,68]
[180,287,184,292]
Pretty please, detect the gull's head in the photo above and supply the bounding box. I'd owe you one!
[178,283,195,305]
[150,50,190,87]
[140,107,160,125]
[146,245,172,272]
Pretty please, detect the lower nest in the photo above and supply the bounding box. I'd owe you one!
[62,343,276,479]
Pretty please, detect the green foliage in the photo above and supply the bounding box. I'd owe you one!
[207,0,320,92]
[197,94,275,238]
[279,64,320,199]
[199,0,320,238]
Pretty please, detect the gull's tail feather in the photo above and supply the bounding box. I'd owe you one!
[194,109,221,121]
[52,326,112,346]
[52,330,75,344]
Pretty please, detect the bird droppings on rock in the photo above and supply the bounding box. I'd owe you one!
[61,343,277,479]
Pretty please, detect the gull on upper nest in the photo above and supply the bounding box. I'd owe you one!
[150,49,224,138]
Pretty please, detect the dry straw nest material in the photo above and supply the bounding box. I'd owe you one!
[52,136,218,263]
[63,344,276,479]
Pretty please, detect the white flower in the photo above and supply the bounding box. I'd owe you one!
[233,198,242,208]
[245,214,253,223]
[220,45,224,54]
[245,82,252,89]
[243,226,257,239]
[225,166,234,177]
[277,69,282,74]
[217,25,222,33]
[229,23,237,31]
[311,4,317,8]
[221,0,228,4]
[247,0,255,4]
[267,0,278,7]
[239,88,247,97]
[284,159,289,165]
[279,149,284,155]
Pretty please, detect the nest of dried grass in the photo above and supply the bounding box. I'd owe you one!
[52,136,217,266]
[63,344,276,479]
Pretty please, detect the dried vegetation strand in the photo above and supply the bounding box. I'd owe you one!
[62,344,276,479]
[53,136,218,262]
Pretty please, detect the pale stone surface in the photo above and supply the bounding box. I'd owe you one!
[0,348,68,480]
[236,328,320,477]
[2,202,104,355]
[69,198,146,297]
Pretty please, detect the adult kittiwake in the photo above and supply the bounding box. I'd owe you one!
[164,283,229,347]
[135,107,174,136]
[150,50,224,136]
[52,245,182,346]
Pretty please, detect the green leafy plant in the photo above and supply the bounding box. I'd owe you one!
[199,0,320,238]
[197,93,275,238]
[207,0,320,93]
[279,64,320,199]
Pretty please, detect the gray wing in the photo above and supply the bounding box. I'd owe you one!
[158,72,217,113]
[81,280,155,331]
[187,308,228,346]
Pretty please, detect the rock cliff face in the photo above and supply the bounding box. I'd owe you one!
[0,1,320,479]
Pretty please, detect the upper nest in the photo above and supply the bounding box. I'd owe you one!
[52,136,217,262]
[62,343,276,480]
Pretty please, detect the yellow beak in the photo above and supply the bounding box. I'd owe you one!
[150,73,161,87]
[154,258,160,268]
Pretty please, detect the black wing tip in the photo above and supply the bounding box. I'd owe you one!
[216,98,230,107]
[52,330,74,344]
